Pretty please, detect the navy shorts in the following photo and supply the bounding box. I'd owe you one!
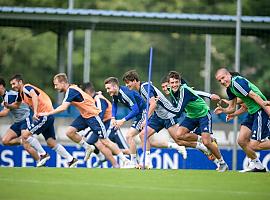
[180,112,213,134]
[86,120,129,149]
[131,110,146,131]
[10,117,31,136]
[28,115,56,140]
[71,115,107,139]
[241,109,270,141]
[148,112,178,133]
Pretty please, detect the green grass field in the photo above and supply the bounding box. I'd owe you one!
[0,168,269,200]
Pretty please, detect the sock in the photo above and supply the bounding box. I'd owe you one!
[218,157,225,164]
[79,139,92,150]
[26,136,46,155]
[145,151,151,163]
[168,142,178,149]
[213,159,219,167]
[196,142,208,152]
[130,154,137,163]
[97,152,105,161]
[197,135,202,142]
[117,152,127,161]
[53,144,73,162]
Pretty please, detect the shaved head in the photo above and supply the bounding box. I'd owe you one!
[215,68,229,78]
[215,68,232,88]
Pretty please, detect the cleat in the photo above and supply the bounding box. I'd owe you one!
[239,167,266,173]
[84,145,95,162]
[68,158,79,168]
[138,162,153,170]
[217,162,229,172]
[176,145,187,159]
[37,153,50,167]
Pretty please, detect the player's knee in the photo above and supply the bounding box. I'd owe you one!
[2,137,10,145]
[237,137,247,148]
[202,139,211,147]
[21,131,31,141]
[66,129,76,138]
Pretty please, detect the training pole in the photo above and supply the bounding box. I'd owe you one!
[142,47,153,169]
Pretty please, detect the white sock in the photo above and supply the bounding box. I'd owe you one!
[218,157,225,164]
[195,142,208,152]
[97,152,105,161]
[53,144,73,162]
[117,152,127,161]
[168,142,178,149]
[145,151,151,163]
[213,159,219,167]
[79,139,92,150]
[26,136,46,155]
[130,154,137,163]
[197,135,202,142]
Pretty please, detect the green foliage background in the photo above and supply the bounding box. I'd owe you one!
[0,0,269,103]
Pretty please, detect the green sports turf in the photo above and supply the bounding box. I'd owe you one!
[0,168,269,200]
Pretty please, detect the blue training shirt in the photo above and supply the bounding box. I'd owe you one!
[112,86,146,121]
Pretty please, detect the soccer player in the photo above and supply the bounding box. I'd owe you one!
[9,74,78,167]
[166,71,229,172]
[215,68,270,172]
[81,82,129,167]
[0,77,42,165]
[39,73,131,168]
[123,70,211,168]
[104,77,147,167]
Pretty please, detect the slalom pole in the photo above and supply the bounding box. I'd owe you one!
[142,47,153,170]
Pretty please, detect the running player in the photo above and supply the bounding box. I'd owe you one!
[215,68,270,172]
[39,73,132,168]
[166,71,229,172]
[9,74,78,167]
[122,70,210,168]
[82,82,129,167]
[0,77,43,166]
[104,77,147,167]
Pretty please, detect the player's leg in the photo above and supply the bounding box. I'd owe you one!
[94,140,119,168]
[109,128,130,155]
[2,128,21,145]
[89,115,132,168]
[66,116,95,151]
[36,115,77,167]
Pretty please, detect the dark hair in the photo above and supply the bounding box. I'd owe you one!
[229,71,241,77]
[167,71,181,80]
[161,75,168,84]
[81,82,95,93]
[122,70,140,82]
[9,74,23,82]
[104,77,119,85]
[0,77,6,87]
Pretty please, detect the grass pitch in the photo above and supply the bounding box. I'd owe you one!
[0,168,269,200]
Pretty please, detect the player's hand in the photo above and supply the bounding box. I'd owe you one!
[115,119,125,129]
[141,120,146,129]
[217,99,229,108]
[38,112,49,117]
[214,106,223,114]
[210,94,221,101]
[111,118,117,127]
[32,113,40,121]
[226,114,234,122]
[263,101,270,106]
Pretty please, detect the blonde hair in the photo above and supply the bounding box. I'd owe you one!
[54,73,68,83]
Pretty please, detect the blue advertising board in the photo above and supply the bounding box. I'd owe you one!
[1,144,270,170]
